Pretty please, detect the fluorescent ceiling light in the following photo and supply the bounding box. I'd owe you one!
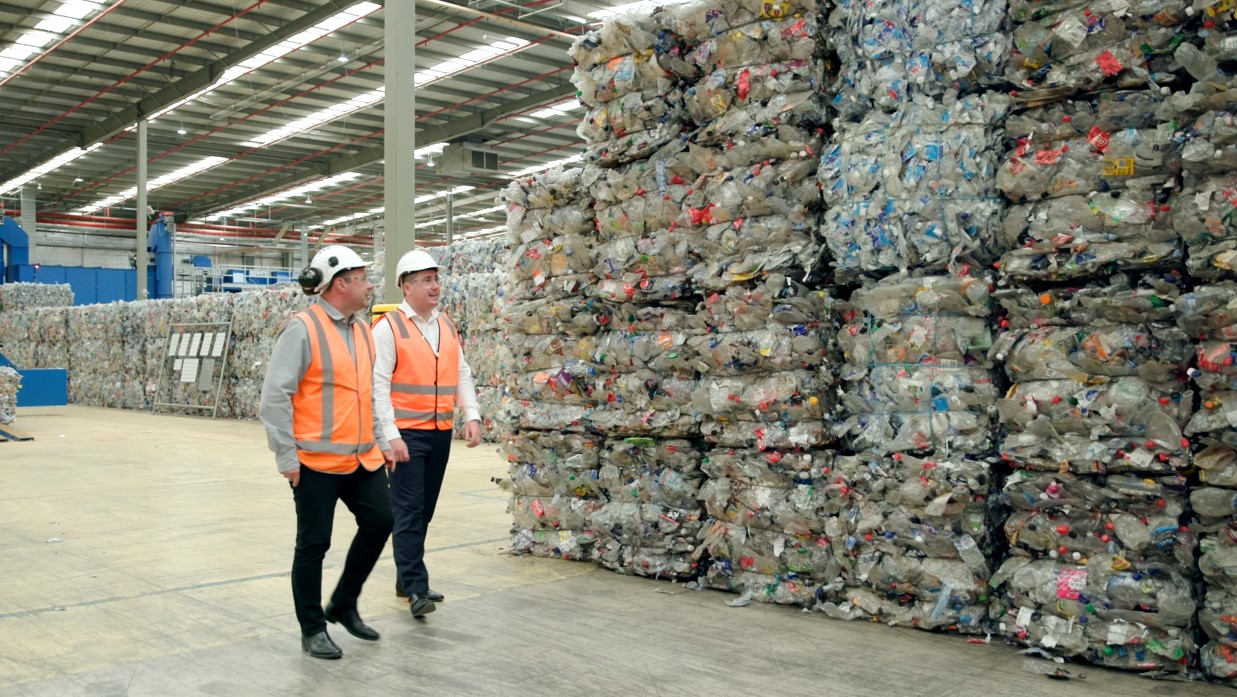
[147,1,381,122]
[414,204,503,230]
[507,153,584,178]
[588,0,691,19]
[415,185,474,205]
[77,156,227,213]
[462,225,506,237]
[200,171,362,221]
[415,142,446,159]
[0,143,102,194]
[312,185,476,229]
[525,100,582,121]
[239,35,529,149]
[317,206,385,228]
[413,37,530,87]
[241,87,384,147]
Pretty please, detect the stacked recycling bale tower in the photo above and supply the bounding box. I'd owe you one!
[986,0,1205,676]
[655,0,841,599]
[438,238,511,442]
[497,167,611,563]
[811,0,1010,631]
[1167,10,1237,678]
[500,0,839,583]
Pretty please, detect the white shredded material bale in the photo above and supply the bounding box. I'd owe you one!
[0,365,19,424]
[0,282,73,312]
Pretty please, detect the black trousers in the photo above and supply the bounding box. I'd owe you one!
[290,464,392,636]
[391,429,453,596]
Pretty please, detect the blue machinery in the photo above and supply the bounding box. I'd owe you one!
[0,214,31,276]
[147,214,175,300]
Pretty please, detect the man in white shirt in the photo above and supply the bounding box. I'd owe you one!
[372,248,481,619]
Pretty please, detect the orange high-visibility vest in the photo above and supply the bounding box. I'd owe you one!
[382,310,459,431]
[292,303,384,473]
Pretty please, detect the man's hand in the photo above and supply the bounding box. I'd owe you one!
[382,449,396,472]
[464,419,482,447]
[282,467,301,487]
[390,438,410,463]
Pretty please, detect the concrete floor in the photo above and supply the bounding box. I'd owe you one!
[0,406,1228,696]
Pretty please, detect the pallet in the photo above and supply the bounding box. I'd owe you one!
[0,425,33,442]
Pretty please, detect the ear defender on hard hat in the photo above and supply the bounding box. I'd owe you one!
[297,254,340,296]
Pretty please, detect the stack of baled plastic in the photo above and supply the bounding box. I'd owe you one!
[693,276,840,603]
[496,167,610,561]
[823,271,1001,630]
[821,0,1011,280]
[1168,14,1237,282]
[828,0,1011,121]
[821,92,1011,279]
[815,451,995,631]
[834,272,998,455]
[438,239,510,441]
[65,303,128,407]
[0,282,72,312]
[0,365,18,424]
[569,11,684,167]
[1003,1,1190,106]
[995,91,1181,281]
[0,306,70,371]
[1176,281,1237,682]
[666,0,828,290]
[660,0,837,589]
[0,310,37,367]
[988,273,1197,674]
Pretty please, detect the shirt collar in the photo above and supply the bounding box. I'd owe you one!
[316,297,354,324]
[399,301,438,324]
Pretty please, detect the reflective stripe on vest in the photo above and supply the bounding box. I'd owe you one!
[292,304,384,473]
[384,310,459,430]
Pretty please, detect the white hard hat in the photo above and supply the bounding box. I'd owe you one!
[299,244,371,295]
[396,249,444,280]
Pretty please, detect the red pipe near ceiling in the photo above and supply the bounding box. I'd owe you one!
[0,0,274,160]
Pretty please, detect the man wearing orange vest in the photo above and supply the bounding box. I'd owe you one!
[259,245,394,660]
[373,248,482,619]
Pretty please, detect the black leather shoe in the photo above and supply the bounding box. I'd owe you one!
[301,631,342,659]
[324,603,380,641]
[408,593,437,618]
[398,582,443,603]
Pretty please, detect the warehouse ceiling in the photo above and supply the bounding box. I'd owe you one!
[0,0,633,248]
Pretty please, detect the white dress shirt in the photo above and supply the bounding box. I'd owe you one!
[372,301,480,443]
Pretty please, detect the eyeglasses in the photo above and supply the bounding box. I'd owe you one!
[404,274,441,286]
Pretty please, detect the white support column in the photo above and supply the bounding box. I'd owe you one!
[136,120,149,300]
[383,0,417,302]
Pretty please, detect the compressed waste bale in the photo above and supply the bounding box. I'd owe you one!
[821,92,1009,279]
[0,282,72,312]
